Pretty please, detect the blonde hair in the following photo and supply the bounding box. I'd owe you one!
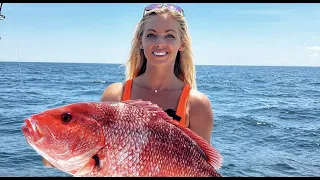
[125,6,197,90]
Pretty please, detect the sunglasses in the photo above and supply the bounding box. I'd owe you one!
[143,4,185,17]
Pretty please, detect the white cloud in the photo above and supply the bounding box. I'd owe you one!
[305,46,320,62]
[192,44,320,67]
[309,53,319,59]
[306,46,320,51]
[232,9,296,16]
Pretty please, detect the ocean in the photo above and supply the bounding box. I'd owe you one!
[0,62,319,177]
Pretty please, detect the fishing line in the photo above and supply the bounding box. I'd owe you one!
[18,50,23,88]
[16,22,33,174]
[12,10,34,173]
[15,25,30,169]
[17,36,23,87]
[0,19,2,40]
[16,29,35,176]
[2,3,36,175]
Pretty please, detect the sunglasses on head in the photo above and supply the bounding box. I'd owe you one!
[143,4,185,17]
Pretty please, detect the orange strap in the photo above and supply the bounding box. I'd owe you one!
[175,84,191,127]
[121,79,191,127]
[121,79,133,101]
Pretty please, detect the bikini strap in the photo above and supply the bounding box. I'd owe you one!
[176,84,191,127]
[121,79,133,101]
[122,80,191,127]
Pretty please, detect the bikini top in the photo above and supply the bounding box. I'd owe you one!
[121,79,191,127]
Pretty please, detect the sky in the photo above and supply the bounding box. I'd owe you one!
[0,3,320,66]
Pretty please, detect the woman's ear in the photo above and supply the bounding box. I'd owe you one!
[179,43,184,51]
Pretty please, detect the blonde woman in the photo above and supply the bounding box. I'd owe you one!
[101,4,214,144]
[42,3,216,169]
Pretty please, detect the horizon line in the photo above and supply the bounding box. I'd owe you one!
[0,60,319,68]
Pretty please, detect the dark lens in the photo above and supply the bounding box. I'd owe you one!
[167,4,182,13]
[145,4,162,11]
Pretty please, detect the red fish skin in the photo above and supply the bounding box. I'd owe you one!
[78,101,222,177]
[139,118,221,177]
[22,100,223,177]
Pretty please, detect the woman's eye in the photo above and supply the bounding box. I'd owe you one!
[147,34,156,38]
[166,34,175,39]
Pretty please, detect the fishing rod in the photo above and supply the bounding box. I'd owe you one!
[0,3,5,40]
[0,3,5,20]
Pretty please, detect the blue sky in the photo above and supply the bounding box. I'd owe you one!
[0,3,320,66]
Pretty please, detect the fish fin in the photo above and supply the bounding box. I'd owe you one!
[168,119,223,170]
[42,157,55,168]
[123,99,174,120]
[123,99,223,169]
[73,157,96,177]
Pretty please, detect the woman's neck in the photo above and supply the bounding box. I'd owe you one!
[138,63,182,91]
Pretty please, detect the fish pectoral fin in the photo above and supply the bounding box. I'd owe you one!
[42,157,55,168]
[74,157,97,177]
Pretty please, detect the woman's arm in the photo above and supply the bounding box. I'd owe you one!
[188,91,214,144]
[100,82,124,102]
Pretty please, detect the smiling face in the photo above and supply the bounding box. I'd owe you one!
[141,13,183,67]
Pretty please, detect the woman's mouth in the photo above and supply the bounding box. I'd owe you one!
[152,51,168,56]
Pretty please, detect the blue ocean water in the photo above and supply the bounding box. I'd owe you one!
[0,62,319,177]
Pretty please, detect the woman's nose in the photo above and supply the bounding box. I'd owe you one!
[155,37,166,48]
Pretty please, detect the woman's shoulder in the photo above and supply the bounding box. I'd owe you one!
[100,82,125,102]
[188,88,212,109]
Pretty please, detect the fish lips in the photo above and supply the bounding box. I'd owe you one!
[21,118,45,144]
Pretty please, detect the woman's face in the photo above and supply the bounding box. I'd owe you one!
[141,13,183,67]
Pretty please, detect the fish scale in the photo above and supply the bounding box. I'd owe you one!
[21,100,223,177]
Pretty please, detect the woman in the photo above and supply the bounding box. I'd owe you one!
[43,3,215,168]
[100,4,214,144]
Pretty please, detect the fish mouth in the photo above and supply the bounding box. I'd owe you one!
[21,118,45,144]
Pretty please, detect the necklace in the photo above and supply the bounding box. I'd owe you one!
[133,84,180,93]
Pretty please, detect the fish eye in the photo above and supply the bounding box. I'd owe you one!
[61,112,72,123]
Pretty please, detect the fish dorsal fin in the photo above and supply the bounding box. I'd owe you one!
[123,99,174,121]
[123,99,223,170]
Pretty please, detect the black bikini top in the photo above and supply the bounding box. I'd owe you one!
[165,109,181,121]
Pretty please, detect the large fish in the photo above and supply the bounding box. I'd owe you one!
[21,100,223,177]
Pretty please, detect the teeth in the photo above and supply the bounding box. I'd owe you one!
[31,120,37,133]
[30,119,44,142]
[153,52,167,56]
